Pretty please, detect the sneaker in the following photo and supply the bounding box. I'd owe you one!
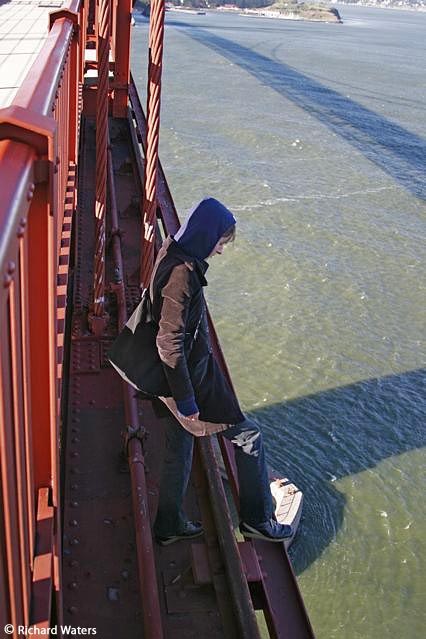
[240,518,293,542]
[155,520,204,546]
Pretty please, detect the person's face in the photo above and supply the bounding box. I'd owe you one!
[208,236,229,258]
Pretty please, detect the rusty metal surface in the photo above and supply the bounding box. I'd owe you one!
[62,117,142,635]
[108,133,164,639]
[198,438,261,639]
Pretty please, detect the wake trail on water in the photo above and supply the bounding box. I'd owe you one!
[231,185,396,211]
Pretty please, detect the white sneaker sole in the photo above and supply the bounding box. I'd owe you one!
[240,521,292,542]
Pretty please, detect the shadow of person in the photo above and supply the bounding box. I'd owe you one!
[246,368,426,574]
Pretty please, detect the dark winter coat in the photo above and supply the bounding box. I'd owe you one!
[149,236,244,425]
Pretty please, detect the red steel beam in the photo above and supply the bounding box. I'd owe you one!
[140,0,166,289]
[108,143,164,639]
[112,0,132,118]
[0,2,83,632]
[90,0,110,327]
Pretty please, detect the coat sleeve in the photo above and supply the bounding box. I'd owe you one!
[189,295,211,360]
[156,263,197,408]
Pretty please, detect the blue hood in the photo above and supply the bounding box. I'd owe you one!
[174,197,236,261]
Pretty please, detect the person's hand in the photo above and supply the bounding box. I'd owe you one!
[177,411,199,422]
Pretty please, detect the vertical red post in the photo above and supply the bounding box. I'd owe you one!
[27,182,58,497]
[68,26,79,164]
[112,0,132,118]
[0,308,25,636]
[8,273,32,627]
[18,217,36,574]
[140,0,165,289]
[90,0,110,333]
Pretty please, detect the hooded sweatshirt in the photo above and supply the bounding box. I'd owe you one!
[174,197,236,261]
[172,197,236,416]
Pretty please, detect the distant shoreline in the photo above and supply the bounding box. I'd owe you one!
[335,1,426,11]
[168,5,342,23]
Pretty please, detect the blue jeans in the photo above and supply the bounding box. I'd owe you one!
[154,416,274,536]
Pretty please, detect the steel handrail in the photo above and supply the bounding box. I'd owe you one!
[0,1,84,633]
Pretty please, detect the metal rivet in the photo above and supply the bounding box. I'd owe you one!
[70,483,79,490]
[71,451,79,458]
[68,581,78,590]
[68,606,78,615]
[69,559,79,568]
[3,274,12,288]
[70,537,79,546]
[69,520,78,527]
[17,218,27,238]
[27,184,35,201]
[70,501,79,508]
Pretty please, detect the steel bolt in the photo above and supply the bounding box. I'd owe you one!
[17,217,28,237]
[69,520,78,527]
[70,501,79,508]
[68,581,78,590]
[70,538,79,546]
[27,184,35,201]
[3,274,12,288]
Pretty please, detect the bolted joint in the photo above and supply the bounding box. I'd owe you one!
[49,9,80,34]
[87,310,109,337]
[3,261,16,288]
[17,216,28,239]
[122,424,148,457]
[0,105,56,160]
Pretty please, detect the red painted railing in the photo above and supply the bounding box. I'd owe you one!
[0,1,86,633]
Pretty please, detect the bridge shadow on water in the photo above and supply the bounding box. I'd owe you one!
[168,20,426,201]
[247,368,426,573]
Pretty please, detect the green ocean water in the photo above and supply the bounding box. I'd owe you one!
[131,6,426,638]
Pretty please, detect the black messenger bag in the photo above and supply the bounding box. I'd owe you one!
[108,288,170,397]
